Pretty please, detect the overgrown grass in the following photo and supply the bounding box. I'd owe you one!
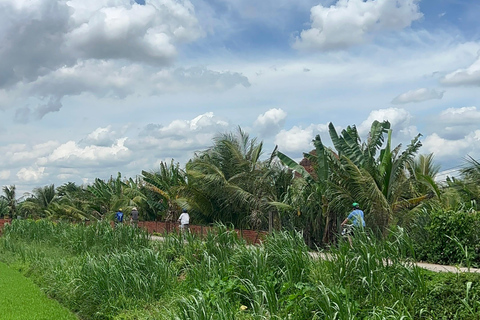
[0,261,79,320]
[1,220,480,319]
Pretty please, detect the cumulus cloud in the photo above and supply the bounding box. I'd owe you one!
[358,108,417,138]
[440,56,480,86]
[80,126,119,147]
[131,112,230,158]
[433,106,480,139]
[254,108,287,137]
[38,138,132,167]
[294,0,422,51]
[66,0,203,65]
[423,131,480,160]
[274,124,328,153]
[392,88,444,104]
[0,0,213,120]
[0,0,202,89]
[17,166,46,182]
[0,141,60,168]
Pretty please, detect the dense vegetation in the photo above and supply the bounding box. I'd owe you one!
[1,220,480,320]
[1,121,480,265]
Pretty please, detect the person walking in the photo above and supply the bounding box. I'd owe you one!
[130,207,139,227]
[115,208,124,226]
[178,208,190,233]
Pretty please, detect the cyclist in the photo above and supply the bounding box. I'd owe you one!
[341,202,365,246]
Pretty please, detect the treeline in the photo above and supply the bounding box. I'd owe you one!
[1,121,480,254]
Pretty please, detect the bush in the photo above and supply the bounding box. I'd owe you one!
[410,208,480,267]
[421,271,480,319]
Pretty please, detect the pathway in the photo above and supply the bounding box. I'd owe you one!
[150,235,480,274]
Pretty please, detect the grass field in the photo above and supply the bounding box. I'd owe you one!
[0,262,78,320]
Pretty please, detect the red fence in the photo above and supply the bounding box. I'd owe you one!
[0,219,267,244]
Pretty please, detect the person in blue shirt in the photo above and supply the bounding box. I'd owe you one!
[341,202,365,246]
[115,208,124,225]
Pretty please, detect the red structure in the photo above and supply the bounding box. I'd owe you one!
[0,219,267,244]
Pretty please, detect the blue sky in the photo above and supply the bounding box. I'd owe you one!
[0,0,479,195]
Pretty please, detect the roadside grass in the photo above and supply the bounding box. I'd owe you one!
[1,220,480,319]
[0,261,79,320]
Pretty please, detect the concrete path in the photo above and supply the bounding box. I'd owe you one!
[149,235,480,274]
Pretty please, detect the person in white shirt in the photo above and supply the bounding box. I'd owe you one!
[178,208,190,232]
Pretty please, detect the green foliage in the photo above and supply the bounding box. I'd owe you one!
[421,271,480,319]
[410,208,480,267]
[2,220,480,319]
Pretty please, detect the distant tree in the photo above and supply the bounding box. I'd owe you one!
[2,185,17,218]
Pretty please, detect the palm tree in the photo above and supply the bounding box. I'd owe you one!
[276,133,334,245]
[277,120,427,242]
[2,185,17,218]
[444,156,480,211]
[18,184,58,219]
[141,160,187,222]
[187,127,278,229]
[86,173,137,220]
[327,121,424,234]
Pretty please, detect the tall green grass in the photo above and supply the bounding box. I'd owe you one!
[1,220,480,319]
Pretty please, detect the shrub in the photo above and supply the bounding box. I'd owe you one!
[410,208,480,267]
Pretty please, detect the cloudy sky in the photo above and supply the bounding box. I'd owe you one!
[1,0,479,195]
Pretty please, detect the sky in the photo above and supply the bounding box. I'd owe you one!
[0,0,479,195]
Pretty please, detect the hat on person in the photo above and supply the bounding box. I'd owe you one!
[182,208,187,212]
[352,202,359,208]
[132,207,137,211]
[119,208,122,211]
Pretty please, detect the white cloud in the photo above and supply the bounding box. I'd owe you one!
[2,141,60,167]
[423,131,480,159]
[294,0,422,51]
[41,138,131,166]
[66,0,203,64]
[0,0,212,120]
[17,166,46,182]
[432,106,480,140]
[439,106,480,125]
[254,108,287,137]
[274,124,328,153]
[130,112,230,158]
[392,88,444,104]
[358,108,416,138]
[81,126,118,147]
[440,56,480,86]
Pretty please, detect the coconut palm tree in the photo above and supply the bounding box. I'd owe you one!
[443,156,480,211]
[86,173,136,219]
[141,160,187,222]
[2,185,17,218]
[187,127,279,229]
[18,184,58,219]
